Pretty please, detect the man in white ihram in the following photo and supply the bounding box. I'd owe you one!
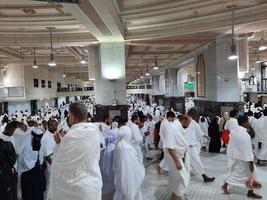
[127,115,143,162]
[222,116,262,199]
[184,108,215,182]
[254,109,267,166]
[163,111,191,200]
[48,103,102,200]
[224,110,239,133]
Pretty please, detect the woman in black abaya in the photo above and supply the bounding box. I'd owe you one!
[208,117,221,153]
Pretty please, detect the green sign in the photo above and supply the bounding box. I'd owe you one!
[184,83,195,89]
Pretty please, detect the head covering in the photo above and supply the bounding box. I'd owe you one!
[99,129,117,194]
[117,126,132,143]
[223,112,229,120]
[113,127,145,199]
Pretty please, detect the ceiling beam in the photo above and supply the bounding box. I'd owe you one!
[127,58,174,61]
[66,47,82,60]
[0,55,82,65]
[127,64,163,67]
[0,33,97,48]
[0,3,63,10]
[128,39,212,46]
[130,50,190,55]
[125,4,267,40]
[64,0,124,42]
[0,47,24,59]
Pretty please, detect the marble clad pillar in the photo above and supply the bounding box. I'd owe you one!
[94,42,127,120]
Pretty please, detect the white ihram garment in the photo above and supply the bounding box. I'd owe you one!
[101,122,111,139]
[41,130,56,190]
[18,128,45,174]
[48,122,102,200]
[163,120,190,196]
[13,128,28,155]
[184,120,205,175]
[158,119,171,171]
[100,128,118,195]
[254,116,267,160]
[113,125,145,200]
[226,126,257,188]
[127,121,143,162]
[224,118,238,133]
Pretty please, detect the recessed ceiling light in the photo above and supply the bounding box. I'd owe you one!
[80,59,86,64]
[228,54,238,60]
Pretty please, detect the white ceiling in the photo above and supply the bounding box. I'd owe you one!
[1,0,267,82]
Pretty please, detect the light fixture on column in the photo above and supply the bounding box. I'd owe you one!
[258,31,267,51]
[32,48,38,69]
[228,6,238,60]
[251,63,255,71]
[145,64,150,76]
[62,65,66,77]
[80,48,86,64]
[153,56,159,70]
[48,27,56,67]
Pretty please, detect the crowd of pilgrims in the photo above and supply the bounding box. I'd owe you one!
[0,97,266,200]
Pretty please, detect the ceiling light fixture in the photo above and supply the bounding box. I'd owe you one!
[228,6,238,60]
[62,65,66,77]
[48,27,56,67]
[32,47,38,69]
[140,73,144,79]
[153,56,159,70]
[251,63,255,71]
[258,30,267,51]
[145,64,150,76]
[1,68,6,72]
[80,47,86,64]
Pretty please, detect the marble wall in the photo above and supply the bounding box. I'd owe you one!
[194,37,240,103]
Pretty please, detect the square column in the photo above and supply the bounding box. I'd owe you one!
[194,37,242,117]
[216,37,240,102]
[165,68,185,112]
[94,43,127,120]
[152,75,160,95]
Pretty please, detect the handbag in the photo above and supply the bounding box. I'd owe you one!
[222,129,230,144]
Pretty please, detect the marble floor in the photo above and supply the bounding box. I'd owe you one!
[142,151,267,200]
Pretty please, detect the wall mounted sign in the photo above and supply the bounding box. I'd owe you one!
[184,83,195,89]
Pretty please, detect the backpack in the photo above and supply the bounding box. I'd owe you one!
[0,138,17,171]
